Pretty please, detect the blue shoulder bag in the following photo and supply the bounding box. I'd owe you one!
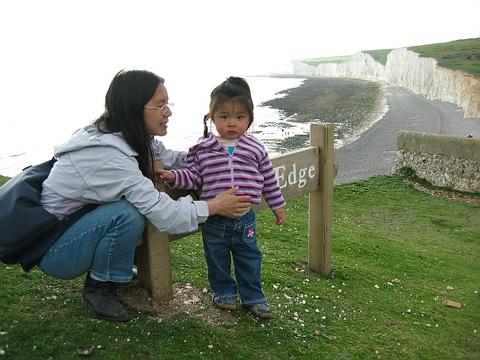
[0,158,95,271]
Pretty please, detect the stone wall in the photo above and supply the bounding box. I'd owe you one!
[393,131,480,193]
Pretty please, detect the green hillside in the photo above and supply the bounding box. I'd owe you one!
[299,38,480,77]
[362,49,393,65]
[409,38,480,77]
[297,55,352,67]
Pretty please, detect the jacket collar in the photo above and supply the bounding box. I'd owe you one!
[192,133,248,153]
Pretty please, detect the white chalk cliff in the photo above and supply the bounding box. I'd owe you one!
[291,48,480,118]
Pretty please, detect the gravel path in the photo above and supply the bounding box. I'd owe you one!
[335,86,480,184]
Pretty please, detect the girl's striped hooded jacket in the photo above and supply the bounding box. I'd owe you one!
[172,133,285,210]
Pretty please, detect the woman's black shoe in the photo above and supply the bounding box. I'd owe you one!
[82,275,129,322]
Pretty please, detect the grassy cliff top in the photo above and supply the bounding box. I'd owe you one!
[362,49,393,65]
[408,37,480,77]
[296,55,352,66]
[298,37,480,77]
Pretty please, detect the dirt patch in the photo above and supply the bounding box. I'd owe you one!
[116,281,237,325]
[409,181,480,205]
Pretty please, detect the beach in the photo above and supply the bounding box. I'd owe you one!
[260,77,385,153]
[263,79,480,184]
[0,76,305,177]
[0,76,381,177]
[2,76,479,184]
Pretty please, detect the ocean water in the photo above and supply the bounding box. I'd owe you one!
[0,75,381,177]
[160,76,309,159]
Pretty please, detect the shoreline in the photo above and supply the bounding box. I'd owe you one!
[259,77,480,185]
[259,76,384,152]
[335,85,480,184]
[3,78,479,183]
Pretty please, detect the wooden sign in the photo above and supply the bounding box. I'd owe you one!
[255,146,319,210]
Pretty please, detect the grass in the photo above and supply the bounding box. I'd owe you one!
[362,49,393,65]
[297,56,352,67]
[408,38,480,77]
[1,174,479,359]
[296,38,480,77]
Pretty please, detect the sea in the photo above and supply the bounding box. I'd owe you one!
[0,75,385,177]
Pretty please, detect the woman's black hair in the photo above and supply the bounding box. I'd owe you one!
[94,69,164,180]
[203,76,254,138]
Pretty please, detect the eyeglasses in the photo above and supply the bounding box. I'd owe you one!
[144,103,173,115]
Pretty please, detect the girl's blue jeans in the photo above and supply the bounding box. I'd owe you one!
[39,200,145,283]
[202,209,267,307]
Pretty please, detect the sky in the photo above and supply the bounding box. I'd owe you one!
[0,0,479,159]
[1,0,478,80]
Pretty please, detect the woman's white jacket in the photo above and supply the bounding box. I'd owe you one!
[40,124,208,234]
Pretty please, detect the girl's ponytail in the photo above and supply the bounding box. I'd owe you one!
[203,114,209,138]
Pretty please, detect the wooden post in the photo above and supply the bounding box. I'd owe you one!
[308,123,334,274]
[135,159,173,301]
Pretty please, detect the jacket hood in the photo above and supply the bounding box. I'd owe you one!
[54,124,138,157]
[190,133,249,153]
[189,133,222,153]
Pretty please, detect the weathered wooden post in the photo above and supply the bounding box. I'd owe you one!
[135,159,174,301]
[308,123,334,274]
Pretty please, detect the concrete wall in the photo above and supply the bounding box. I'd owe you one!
[393,131,480,192]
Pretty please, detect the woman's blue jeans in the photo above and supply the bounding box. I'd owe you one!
[39,200,145,283]
[202,209,267,307]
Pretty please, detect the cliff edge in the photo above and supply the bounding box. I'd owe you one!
[291,48,480,118]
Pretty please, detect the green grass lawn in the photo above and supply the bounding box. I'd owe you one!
[0,175,479,359]
[409,38,480,77]
[362,49,393,65]
[298,55,353,67]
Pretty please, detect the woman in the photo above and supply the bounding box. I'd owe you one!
[38,69,251,321]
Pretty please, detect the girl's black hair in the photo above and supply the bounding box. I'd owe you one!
[94,69,164,180]
[203,76,254,138]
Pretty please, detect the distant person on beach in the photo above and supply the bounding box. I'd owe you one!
[34,70,251,321]
[157,77,285,319]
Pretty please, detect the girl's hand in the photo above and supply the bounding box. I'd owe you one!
[207,186,251,217]
[155,169,176,183]
[274,208,285,225]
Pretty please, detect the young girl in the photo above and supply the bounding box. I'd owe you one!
[158,77,285,319]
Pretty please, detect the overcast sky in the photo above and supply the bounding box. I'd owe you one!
[2,0,479,75]
[0,0,478,158]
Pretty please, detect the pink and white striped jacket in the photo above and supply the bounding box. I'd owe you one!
[172,133,285,210]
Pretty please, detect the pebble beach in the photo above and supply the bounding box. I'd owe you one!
[262,78,480,184]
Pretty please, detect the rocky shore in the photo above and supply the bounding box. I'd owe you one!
[262,78,480,185]
[262,77,383,146]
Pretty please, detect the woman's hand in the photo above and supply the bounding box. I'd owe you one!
[207,186,251,217]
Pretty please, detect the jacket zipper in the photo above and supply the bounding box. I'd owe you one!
[228,157,234,187]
